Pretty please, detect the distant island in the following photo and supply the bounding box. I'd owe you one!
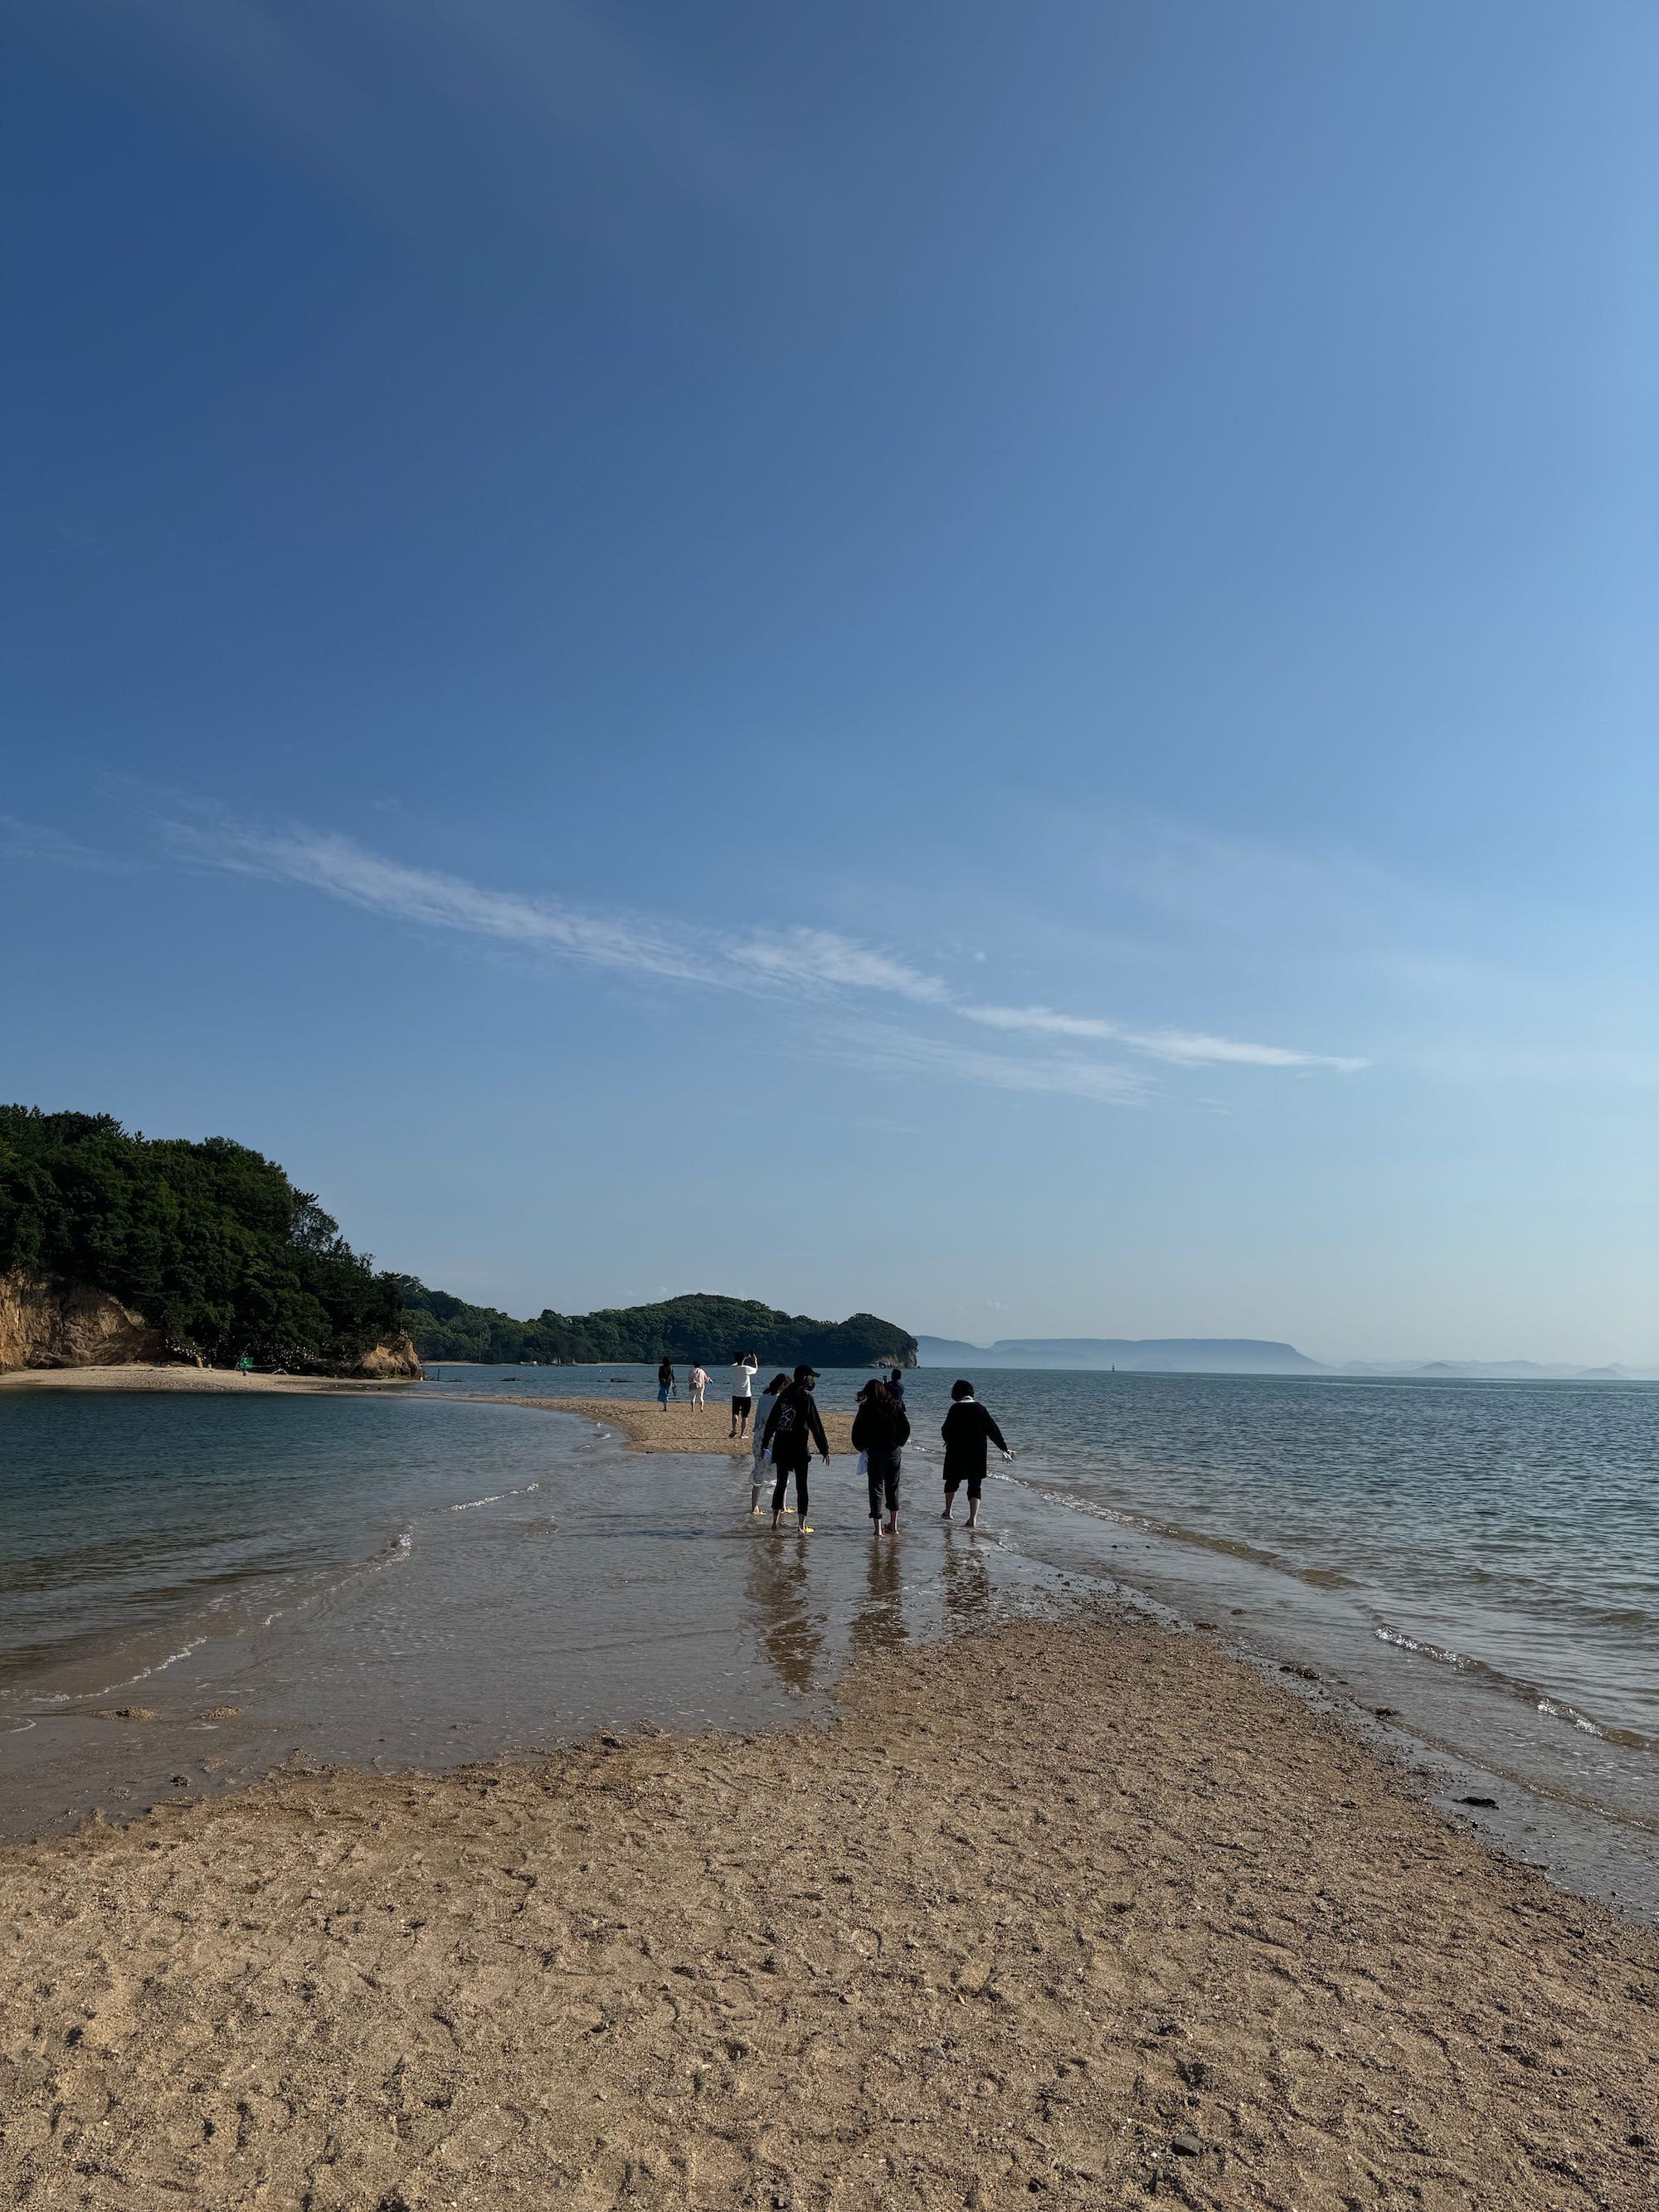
[917,1334,1654,1380]
[0,1109,916,1378]
[401,1283,915,1370]
[917,1334,1323,1373]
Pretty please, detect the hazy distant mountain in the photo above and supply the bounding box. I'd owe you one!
[914,1335,1323,1374]
[918,1340,1658,1381]
[1340,1359,1655,1381]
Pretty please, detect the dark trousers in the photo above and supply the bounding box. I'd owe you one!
[771,1457,809,1517]
[866,1449,902,1519]
[943,1462,984,1501]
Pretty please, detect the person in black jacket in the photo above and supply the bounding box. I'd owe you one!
[852,1379,912,1535]
[939,1378,1012,1529]
[761,1364,830,1533]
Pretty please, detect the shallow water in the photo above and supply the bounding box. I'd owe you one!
[2,1367,1656,1913]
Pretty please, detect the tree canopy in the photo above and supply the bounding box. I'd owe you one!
[397,1284,917,1370]
[0,1107,402,1369]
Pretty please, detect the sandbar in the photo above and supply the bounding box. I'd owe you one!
[0,1364,412,1393]
[2,1608,1652,2209]
[489,1392,859,1455]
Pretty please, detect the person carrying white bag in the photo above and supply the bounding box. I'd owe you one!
[749,1373,790,1514]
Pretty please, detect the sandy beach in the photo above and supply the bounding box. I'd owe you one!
[2,1607,1652,2211]
[491,1393,860,1456]
[0,1364,413,1394]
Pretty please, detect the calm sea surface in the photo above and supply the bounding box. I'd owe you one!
[2,1367,1655,1911]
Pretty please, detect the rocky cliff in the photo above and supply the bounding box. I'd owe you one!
[316,1334,425,1380]
[0,1271,174,1371]
[0,1270,422,1378]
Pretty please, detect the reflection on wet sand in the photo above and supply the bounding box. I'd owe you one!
[849,1538,909,1660]
[745,1533,825,1695]
[942,1528,993,1631]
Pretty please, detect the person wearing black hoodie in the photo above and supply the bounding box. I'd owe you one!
[939,1379,1012,1529]
[852,1379,912,1535]
[761,1364,830,1533]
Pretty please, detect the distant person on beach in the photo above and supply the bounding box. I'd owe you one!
[884,1364,907,1408]
[657,1357,676,1409]
[940,1379,1012,1529]
[688,1362,708,1409]
[761,1364,830,1534]
[729,1351,760,1438]
[853,1378,912,1536]
[750,1372,790,1512]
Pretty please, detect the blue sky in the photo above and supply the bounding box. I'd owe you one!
[2,1,1655,1363]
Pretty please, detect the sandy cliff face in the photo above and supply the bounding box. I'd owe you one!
[0,1273,421,1378]
[0,1271,174,1372]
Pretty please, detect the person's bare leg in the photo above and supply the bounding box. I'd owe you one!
[941,1490,955,1520]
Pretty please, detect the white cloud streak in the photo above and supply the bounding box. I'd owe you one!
[961,1000,1364,1071]
[0,814,134,873]
[167,818,1364,1091]
[169,821,709,983]
[824,1026,1149,1107]
[733,927,951,1004]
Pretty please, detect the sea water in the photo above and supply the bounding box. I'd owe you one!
[2,1368,1655,1912]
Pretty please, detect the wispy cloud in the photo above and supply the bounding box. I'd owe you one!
[164,816,1365,1096]
[734,927,950,1005]
[824,1025,1149,1107]
[0,814,134,873]
[960,1000,1364,1072]
[168,820,709,983]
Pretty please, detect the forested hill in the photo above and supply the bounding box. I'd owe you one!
[398,1283,917,1369]
[0,1107,404,1369]
[0,1108,917,1374]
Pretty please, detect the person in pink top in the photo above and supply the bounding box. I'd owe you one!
[688,1362,708,1409]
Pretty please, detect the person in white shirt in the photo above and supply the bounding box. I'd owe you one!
[688,1363,708,1409]
[728,1351,760,1438]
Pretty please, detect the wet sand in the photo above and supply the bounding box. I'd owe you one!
[495,1392,859,1455]
[2,1607,1653,2211]
[0,1364,411,1393]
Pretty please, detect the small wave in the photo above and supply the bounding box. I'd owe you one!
[11,1635,210,1711]
[1374,1623,1657,1750]
[450,1480,542,1512]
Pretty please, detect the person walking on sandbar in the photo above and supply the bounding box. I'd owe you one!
[657,1357,676,1410]
[729,1351,759,1438]
[750,1372,789,1512]
[761,1364,830,1534]
[688,1362,708,1410]
[853,1377,911,1536]
[940,1378,1012,1529]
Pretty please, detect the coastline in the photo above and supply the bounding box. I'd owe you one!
[0,1363,416,1393]
[2,1607,1652,2209]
